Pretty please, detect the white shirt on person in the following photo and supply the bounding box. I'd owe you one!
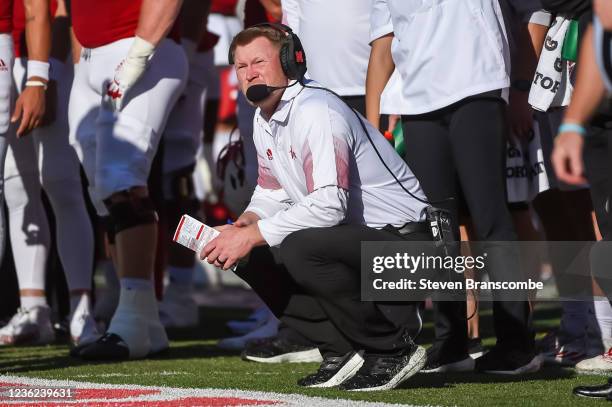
[281,0,372,96]
[371,0,512,115]
[245,80,429,247]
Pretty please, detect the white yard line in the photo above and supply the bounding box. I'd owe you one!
[0,374,422,406]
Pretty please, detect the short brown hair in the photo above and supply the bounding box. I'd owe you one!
[229,26,285,64]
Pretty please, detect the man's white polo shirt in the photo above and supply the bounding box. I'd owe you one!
[244,80,429,246]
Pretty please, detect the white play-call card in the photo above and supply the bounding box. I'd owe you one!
[173,214,236,271]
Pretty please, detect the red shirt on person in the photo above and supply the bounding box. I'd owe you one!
[72,0,180,49]
[72,0,142,48]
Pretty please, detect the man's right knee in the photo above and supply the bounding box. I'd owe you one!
[103,189,158,237]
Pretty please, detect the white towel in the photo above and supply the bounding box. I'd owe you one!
[528,16,574,112]
[506,120,551,203]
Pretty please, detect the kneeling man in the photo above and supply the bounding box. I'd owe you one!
[201,24,430,391]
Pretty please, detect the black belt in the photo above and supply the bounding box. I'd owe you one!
[396,221,429,236]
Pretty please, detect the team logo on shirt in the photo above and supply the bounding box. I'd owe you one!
[266,148,273,160]
[0,59,7,72]
[289,146,296,159]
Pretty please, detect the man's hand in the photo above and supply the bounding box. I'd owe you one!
[107,37,155,111]
[11,79,47,137]
[552,131,587,185]
[387,114,400,134]
[508,89,533,140]
[595,0,612,30]
[199,224,264,270]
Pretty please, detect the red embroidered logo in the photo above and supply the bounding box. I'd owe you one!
[0,59,7,72]
[107,80,123,99]
[295,51,304,63]
[289,146,296,159]
[266,148,273,160]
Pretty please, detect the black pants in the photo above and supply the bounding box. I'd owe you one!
[235,224,429,356]
[340,95,365,116]
[584,127,612,299]
[402,93,534,353]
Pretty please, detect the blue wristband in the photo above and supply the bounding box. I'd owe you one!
[558,123,587,136]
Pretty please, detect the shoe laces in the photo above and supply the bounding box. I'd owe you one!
[362,354,399,375]
[319,355,347,372]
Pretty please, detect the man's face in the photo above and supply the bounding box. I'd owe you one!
[233,36,288,107]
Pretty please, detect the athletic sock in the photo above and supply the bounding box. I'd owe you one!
[594,300,612,348]
[20,295,47,310]
[120,277,154,292]
[107,282,156,358]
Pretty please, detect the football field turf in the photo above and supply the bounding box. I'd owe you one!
[0,304,609,406]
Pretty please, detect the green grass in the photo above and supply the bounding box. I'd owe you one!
[0,303,609,406]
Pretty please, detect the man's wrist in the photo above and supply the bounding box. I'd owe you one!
[127,36,156,63]
[24,78,48,90]
[27,60,50,81]
[559,122,587,136]
[247,222,267,247]
[239,211,262,224]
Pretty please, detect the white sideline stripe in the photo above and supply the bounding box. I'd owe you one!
[72,371,188,378]
[0,374,421,406]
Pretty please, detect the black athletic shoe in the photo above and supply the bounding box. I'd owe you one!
[75,333,130,360]
[338,344,426,391]
[475,346,542,374]
[573,378,612,399]
[298,351,364,388]
[241,337,322,363]
[420,345,474,373]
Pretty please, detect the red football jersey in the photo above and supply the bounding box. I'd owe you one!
[210,0,237,16]
[72,0,142,48]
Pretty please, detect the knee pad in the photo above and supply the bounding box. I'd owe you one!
[103,190,159,235]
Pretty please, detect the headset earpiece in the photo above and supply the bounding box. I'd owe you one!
[280,31,307,80]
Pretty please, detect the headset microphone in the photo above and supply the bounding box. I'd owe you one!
[245,82,298,103]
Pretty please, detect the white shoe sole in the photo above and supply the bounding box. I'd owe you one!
[308,352,365,388]
[350,346,427,392]
[245,348,323,364]
[469,350,487,359]
[484,354,543,375]
[421,356,475,373]
[543,353,587,367]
